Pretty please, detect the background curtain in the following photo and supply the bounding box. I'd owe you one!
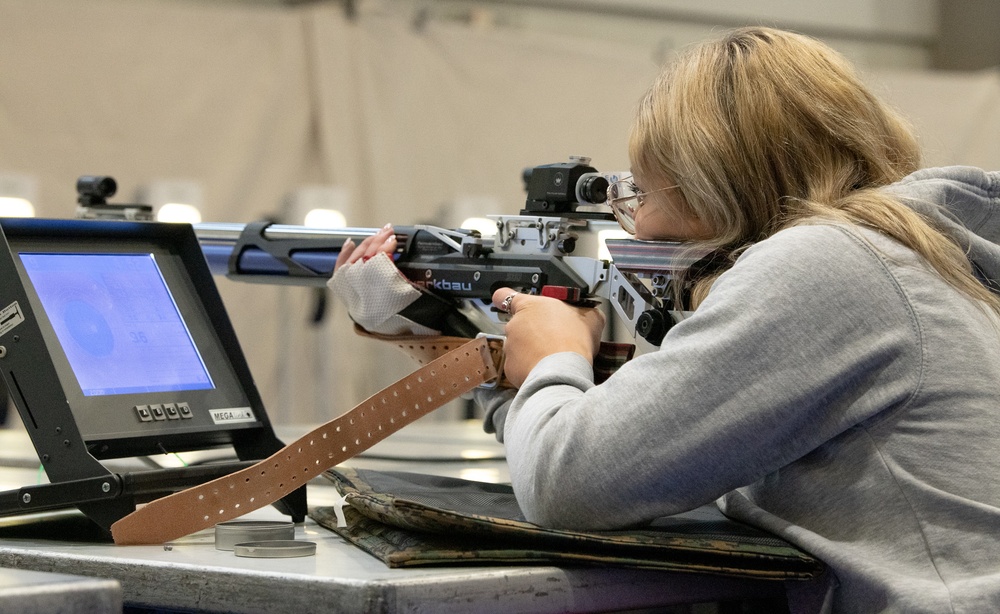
[2,0,998,424]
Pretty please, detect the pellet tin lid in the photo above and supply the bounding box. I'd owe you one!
[233,540,317,558]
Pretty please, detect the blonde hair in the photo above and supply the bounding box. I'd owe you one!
[629,27,1000,314]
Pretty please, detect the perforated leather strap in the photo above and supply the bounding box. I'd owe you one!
[111,336,498,545]
[355,325,633,386]
[353,325,509,386]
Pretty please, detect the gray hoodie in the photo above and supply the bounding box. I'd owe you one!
[484,167,1000,613]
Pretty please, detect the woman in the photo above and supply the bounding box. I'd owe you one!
[334,28,1000,613]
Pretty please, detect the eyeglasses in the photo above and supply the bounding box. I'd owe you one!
[606,175,681,235]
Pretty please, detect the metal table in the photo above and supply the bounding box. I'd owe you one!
[0,421,790,613]
[0,565,121,614]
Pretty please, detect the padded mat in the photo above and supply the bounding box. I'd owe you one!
[311,467,823,580]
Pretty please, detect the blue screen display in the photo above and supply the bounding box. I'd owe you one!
[20,253,215,396]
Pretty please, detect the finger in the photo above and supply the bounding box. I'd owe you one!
[362,236,385,260]
[373,232,397,256]
[346,235,376,265]
[492,287,520,313]
[492,287,513,306]
[335,238,355,271]
[345,229,388,265]
[362,225,395,260]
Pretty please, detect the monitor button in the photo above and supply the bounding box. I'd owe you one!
[150,404,166,420]
[164,403,180,420]
[135,405,153,422]
[178,402,193,419]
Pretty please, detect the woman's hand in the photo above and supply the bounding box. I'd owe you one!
[334,223,397,272]
[492,287,605,388]
[328,223,440,336]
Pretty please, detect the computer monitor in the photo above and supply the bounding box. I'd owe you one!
[0,217,304,532]
[0,218,275,460]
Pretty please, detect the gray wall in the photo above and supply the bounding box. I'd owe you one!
[935,0,1000,69]
[3,0,998,427]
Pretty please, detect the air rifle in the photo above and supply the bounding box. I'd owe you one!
[81,159,707,345]
[197,158,710,345]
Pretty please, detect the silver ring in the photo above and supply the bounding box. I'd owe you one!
[500,293,516,313]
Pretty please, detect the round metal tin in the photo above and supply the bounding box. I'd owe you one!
[214,520,296,551]
[233,540,317,558]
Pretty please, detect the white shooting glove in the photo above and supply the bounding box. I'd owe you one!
[327,252,441,336]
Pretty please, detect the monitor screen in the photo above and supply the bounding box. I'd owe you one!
[19,253,215,397]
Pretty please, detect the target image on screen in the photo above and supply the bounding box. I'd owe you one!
[19,252,215,396]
